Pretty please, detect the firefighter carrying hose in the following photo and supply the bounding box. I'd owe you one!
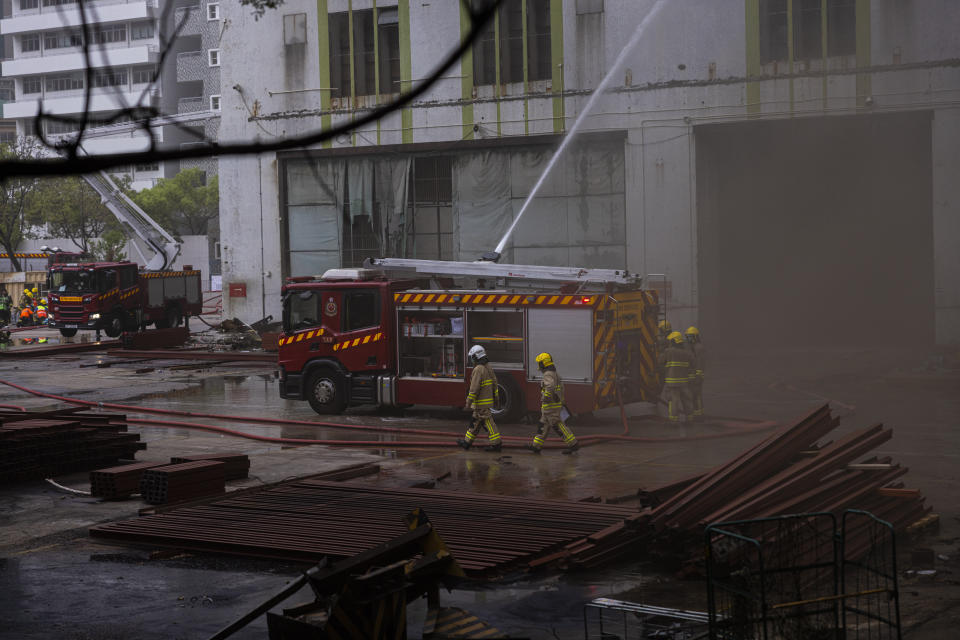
[457,345,503,452]
[662,331,694,423]
[685,326,704,418]
[527,352,579,454]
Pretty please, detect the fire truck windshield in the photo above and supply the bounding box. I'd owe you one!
[49,270,114,294]
[283,290,319,331]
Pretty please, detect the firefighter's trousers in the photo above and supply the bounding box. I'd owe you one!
[665,384,694,423]
[463,406,501,446]
[532,414,577,450]
[689,376,704,417]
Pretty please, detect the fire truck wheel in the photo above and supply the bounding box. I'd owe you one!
[104,315,124,338]
[166,305,183,328]
[491,374,523,424]
[307,369,346,415]
[59,328,78,338]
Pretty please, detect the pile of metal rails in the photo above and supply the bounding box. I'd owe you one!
[546,404,931,570]
[91,479,638,575]
[0,409,141,482]
[91,461,165,499]
[171,453,250,481]
[139,460,226,505]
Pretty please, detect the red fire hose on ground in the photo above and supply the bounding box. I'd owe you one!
[0,379,778,450]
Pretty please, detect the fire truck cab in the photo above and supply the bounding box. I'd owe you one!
[278,260,661,421]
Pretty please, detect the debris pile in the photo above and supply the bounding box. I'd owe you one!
[0,409,142,483]
[139,460,225,505]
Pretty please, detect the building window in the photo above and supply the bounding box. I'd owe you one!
[22,76,42,95]
[210,95,221,111]
[19,0,39,9]
[92,25,127,45]
[21,33,40,53]
[44,119,79,135]
[92,68,127,88]
[130,21,155,40]
[132,66,154,85]
[135,162,159,172]
[207,3,220,20]
[208,49,220,66]
[0,81,15,102]
[45,73,84,92]
[408,157,454,261]
[283,13,307,45]
[44,30,83,50]
[759,0,856,64]
[43,0,79,6]
[328,8,401,98]
[472,0,551,86]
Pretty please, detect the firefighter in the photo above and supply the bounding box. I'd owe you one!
[0,287,11,326]
[35,299,48,325]
[663,331,694,423]
[655,319,672,410]
[17,287,32,310]
[457,345,503,452]
[527,352,579,454]
[685,326,704,418]
[18,305,35,327]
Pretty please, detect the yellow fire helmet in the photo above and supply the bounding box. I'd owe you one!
[684,326,700,336]
[668,331,684,345]
[658,319,672,333]
[535,352,554,369]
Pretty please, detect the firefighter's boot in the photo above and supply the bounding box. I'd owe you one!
[524,444,541,454]
[561,442,580,455]
[457,438,472,450]
[483,442,502,453]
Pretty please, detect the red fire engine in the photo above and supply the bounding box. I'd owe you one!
[278,258,660,421]
[47,260,202,338]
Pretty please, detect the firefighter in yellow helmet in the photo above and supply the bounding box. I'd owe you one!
[527,352,579,454]
[684,326,704,418]
[457,345,503,452]
[662,331,694,423]
[655,319,672,406]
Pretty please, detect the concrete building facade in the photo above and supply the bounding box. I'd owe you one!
[217,0,960,346]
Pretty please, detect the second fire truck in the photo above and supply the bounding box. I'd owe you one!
[278,258,661,421]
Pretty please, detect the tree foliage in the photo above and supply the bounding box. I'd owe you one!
[240,0,285,19]
[130,168,219,237]
[25,176,115,254]
[90,229,127,262]
[0,139,42,271]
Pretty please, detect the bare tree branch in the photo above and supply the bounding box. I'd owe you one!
[0,0,500,179]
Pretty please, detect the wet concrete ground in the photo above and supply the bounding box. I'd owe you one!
[0,331,958,638]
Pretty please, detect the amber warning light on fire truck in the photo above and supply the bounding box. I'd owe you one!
[277,262,660,421]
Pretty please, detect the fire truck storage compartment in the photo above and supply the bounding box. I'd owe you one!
[398,309,464,378]
[466,310,524,369]
[526,308,593,383]
[146,272,200,307]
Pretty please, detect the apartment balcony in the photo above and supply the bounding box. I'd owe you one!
[1,0,157,35]
[3,89,150,119]
[1,44,159,77]
[174,5,202,37]
[177,50,205,83]
[178,96,204,114]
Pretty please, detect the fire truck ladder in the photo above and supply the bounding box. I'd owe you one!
[364,257,642,290]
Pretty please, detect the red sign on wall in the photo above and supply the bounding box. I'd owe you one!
[228,282,247,298]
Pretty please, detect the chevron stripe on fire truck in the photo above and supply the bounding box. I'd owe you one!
[119,287,140,300]
[278,327,326,346]
[394,292,594,306]
[141,271,200,278]
[332,331,384,352]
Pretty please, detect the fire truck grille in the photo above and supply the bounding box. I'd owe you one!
[57,304,85,321]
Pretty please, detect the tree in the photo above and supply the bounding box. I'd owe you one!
[90,229,127,262]
[25,176,114,254]
[131,169,219,236]
[0,139,42,271]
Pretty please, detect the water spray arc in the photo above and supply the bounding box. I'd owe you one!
[490,0,668,259]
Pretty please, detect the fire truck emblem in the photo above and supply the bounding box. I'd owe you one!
[324,298,337,317]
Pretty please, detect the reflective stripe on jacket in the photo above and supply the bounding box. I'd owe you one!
[467,363,498,407]
[663,345,692,387]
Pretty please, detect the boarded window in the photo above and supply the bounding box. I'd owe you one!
[760,0,856,64]
[329,9,401,98]
[472,0,552,85]
[283,13,307,45]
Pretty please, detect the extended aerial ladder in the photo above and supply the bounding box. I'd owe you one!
[363,257,643,290]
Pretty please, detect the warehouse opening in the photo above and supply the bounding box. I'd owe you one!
[696,112,934,348]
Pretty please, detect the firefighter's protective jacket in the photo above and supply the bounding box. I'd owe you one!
[540,368,564,421]
[466,362,498,409]
[662,345,692,388]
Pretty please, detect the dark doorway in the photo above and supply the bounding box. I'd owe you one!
[696,112,933,348]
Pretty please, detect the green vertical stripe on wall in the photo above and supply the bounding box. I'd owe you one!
[398,0,413,143]
[494,7,501,136]
[317,0,332,148]
[373,0,381,144]
[522,0,529,135]
[550,0,564,133]
[459,2,475,141]
[744,0,760,115]
[348,0,356,145]
[855,0,871,107]
[821,0,828,109]
[786,0,794,111]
